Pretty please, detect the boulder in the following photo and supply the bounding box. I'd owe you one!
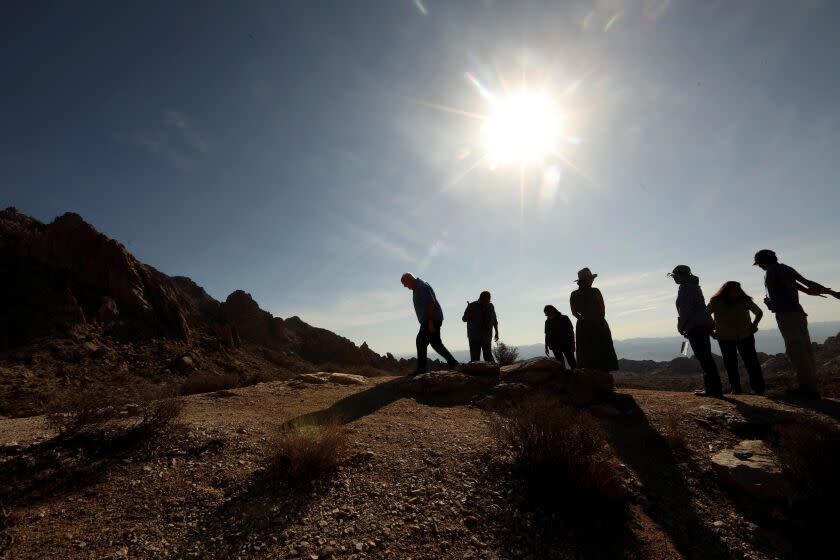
[500,357,565,384]
[97,296,120,324]
[492,382,531,400]
[710,440,791,501]
[458,361,501,376]
[402,371,493,394]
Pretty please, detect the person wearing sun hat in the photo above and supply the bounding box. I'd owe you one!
[569,268,618,372]
[668,265,722,398]
[754,249,839,399]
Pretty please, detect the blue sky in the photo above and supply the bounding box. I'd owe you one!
[3,0,839,354]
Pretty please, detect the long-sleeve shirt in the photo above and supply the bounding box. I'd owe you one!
[545,314,574,346]
[462,301,497,341]
[676,282,714,334]
[707,297,762,341]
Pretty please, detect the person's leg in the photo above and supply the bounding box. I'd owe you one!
[562,346,577,370]
[468,339,481,362]
[737,335,765,394]
[415,324,430,373]
[428,322,459,368]
[776,313,818,391]
[688,331,722,394]
[717,339,743,393]
[481,338,495,363]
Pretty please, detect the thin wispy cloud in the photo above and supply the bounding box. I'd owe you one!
[121,110,209,171]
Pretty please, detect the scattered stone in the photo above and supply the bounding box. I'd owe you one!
[457,361,501,376]
[710,440,791,501]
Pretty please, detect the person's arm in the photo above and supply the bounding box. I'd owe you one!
[491,305,499,341]
[426,298,436,332]
[565,316,575,352]
[676,287,689,336]
[594,288,606,317]
[544,321,550,356]
[570,294,581,319]
[748,300,763,332]
[462,302,471,323]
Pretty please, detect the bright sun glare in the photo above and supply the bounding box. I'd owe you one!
[480,91,561,165]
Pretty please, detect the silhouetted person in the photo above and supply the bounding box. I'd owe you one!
[400,272,459,374]
[754,249,839,399]
[544,305,576,369]
[669,265,722,397]
[707,281,765,395]
[462,291,499,362]
[570,268,618,372]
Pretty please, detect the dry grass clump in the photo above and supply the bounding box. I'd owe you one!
[268,418,346,482]
[661,412,688,453]
[775,417,840,501]
[493,341,520,366]
[490,395,626,513]
[179,372,241,396]
[46,387,182,439]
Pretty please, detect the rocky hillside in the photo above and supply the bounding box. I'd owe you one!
[0,208,410,417]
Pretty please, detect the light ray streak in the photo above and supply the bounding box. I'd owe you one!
[402,96,489,121]
[446,153,491,190]
[550,150,599,187]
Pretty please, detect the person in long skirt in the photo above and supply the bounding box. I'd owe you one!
[569,268,618,372]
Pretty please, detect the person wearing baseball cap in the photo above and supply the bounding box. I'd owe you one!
[754,250,839,399]
[668,265,722,397]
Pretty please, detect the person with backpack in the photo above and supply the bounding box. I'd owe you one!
[707,281,765,395]
[669,265,723,397]
[462,291,499,362]
[544,304,576,369]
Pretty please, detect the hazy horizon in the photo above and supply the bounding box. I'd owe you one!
[4,1,839,356]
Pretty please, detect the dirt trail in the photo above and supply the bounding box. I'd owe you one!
[1,377,838,560]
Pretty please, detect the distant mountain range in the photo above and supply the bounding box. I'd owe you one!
[439,321,840,363]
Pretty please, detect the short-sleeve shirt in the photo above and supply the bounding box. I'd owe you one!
[464,301,497,340]
[412,278,444,324]
[764,263,804,313]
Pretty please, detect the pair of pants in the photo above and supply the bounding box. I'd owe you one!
[549,344,576,370]
[775,311,818,391]
[687,330,722,394]
[468,338,494,362]
[717,336,765,394]
[416,321,458,372]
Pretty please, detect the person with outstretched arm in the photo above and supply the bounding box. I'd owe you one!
[401,272,459,375]
[754,249,839,399]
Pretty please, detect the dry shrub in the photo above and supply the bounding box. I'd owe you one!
[490,395,626,512]
[662,412,688,453]
[493,341,520,366]
[775,417,840,502]
[268,418,346,482]
[46,387,182,439]
[179,372,240,396]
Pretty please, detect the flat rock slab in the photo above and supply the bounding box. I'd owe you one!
[710,440,791,501]
[457,362,501,376]
[295,372,368,386]
[402,371,493,394]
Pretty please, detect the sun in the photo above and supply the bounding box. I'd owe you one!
[480,91,562,165]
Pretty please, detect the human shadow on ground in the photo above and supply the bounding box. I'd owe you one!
[603,393,733,560]
[767,395,840,422]
[283,376,496,428]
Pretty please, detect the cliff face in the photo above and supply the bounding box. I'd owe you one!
[0,208,403,416]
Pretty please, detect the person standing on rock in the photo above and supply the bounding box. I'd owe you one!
[462,291,499,362]
[543,305,576,369]
[400,273,460,375]
[754,249,839,399]
[669,265,722,397]
[569,268,618,372]
[707,281,766,395]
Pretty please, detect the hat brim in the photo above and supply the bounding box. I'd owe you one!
[575,274,598,282]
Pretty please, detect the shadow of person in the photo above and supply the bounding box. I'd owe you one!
[603,392,732,560]
[766,395,840,422]
[283,376,495,429]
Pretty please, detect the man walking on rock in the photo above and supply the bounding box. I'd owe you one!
[754,249,839,399]
[401,273,459,375]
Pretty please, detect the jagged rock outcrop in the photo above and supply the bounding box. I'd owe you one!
[221,290,287,347]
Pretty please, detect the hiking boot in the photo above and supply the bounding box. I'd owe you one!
[694,389,723,398]
[784,387,821,400]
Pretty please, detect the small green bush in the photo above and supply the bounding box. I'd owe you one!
[493,341,520,366]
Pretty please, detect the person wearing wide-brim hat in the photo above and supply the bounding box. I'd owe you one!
[668,265,722,397]
[569,268,618,372]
